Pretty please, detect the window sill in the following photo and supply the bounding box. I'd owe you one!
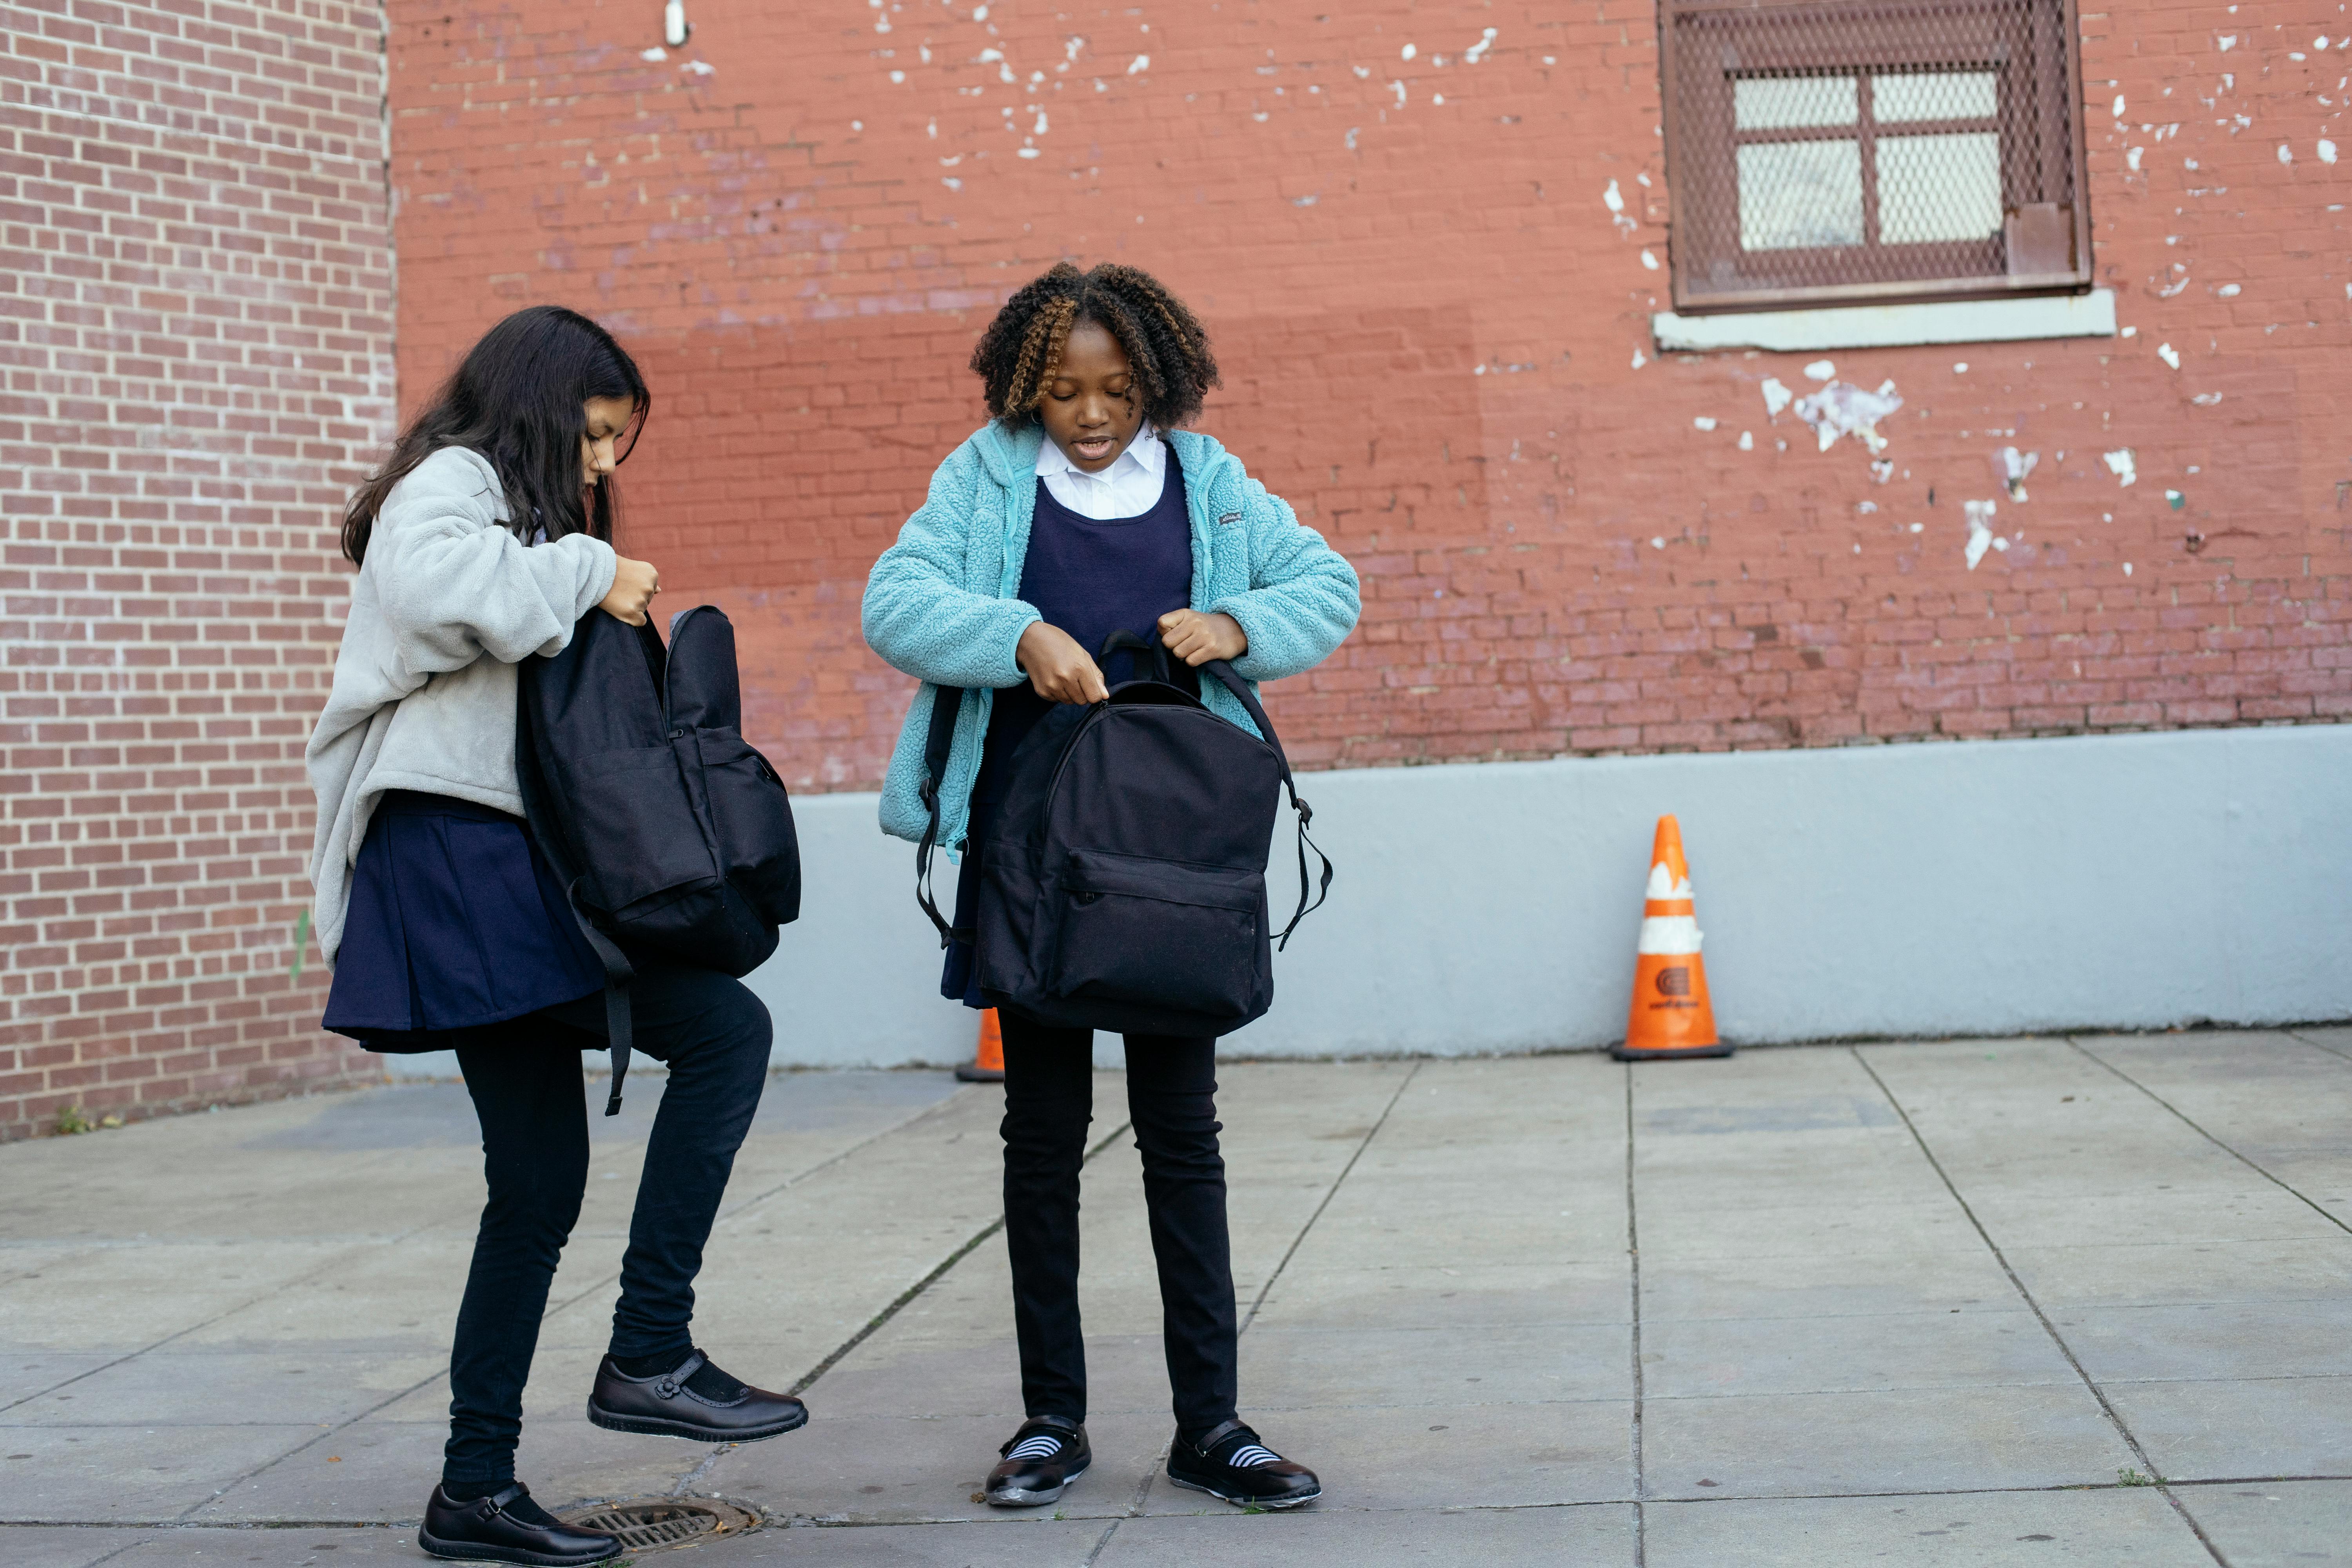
[1650,289,2116,354]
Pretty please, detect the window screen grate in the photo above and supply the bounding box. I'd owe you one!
[1660,0,2091,312]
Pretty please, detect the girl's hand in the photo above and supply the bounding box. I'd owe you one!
[1158,608,1248,668]
[599,556,661,626]
[1017,622,1110,704]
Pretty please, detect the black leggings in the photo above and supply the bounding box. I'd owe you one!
[998,1011,1238,1434]
[442,959,771,1485]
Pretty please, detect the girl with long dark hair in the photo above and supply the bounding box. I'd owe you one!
[864,263,1360,1511]
[307,306,804,1566]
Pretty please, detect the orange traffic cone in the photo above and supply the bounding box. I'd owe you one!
[1611,815,1732,1061]
[956,1007,1006,1082]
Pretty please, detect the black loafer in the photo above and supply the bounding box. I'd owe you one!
[585,1348,808,1442]
[984,1414,1091,1506]
[418,1482,620,1565]
[1166,1419,1321,1509]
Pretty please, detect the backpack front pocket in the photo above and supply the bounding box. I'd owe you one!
[1048,849,1267,1022]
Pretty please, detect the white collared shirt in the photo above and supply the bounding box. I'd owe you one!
[1035,422,1169,520]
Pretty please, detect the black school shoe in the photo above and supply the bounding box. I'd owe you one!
[585,1348,808,1442]
[1166,1419,1321,1509]
[984,1414,1092,1506]
[419,1482,620,1565]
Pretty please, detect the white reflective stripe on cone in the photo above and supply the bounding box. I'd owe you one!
[1637,915,1704,955]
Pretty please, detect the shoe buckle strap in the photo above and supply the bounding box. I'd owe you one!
[652,1349,706,1400]
[480,1481,527,1518]
[1188,1417,1252,1455]
[1001,1413,1082,1455]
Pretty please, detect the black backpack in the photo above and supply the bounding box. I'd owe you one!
[517,604,800,1111]
[917,632,1330,1038]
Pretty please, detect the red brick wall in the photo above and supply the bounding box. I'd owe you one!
[0,0,392,1141]
[386,0,2352,786]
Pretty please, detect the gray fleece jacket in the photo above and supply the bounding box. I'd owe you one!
[305,446,619,967]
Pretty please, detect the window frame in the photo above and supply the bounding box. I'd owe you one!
[1658,0,2094,315]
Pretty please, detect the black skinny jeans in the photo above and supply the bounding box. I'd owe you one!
[998,1011,1238,1435]
[443,958,771,1485]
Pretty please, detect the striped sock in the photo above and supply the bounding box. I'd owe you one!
[1005,1432,1068,1462]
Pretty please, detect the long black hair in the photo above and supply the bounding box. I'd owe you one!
[342,305,649,565]
[968,261,1219,430]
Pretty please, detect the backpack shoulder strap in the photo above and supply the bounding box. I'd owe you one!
[1200,660,1333,949]
[916,684,975,949]
[516,652,637,1114]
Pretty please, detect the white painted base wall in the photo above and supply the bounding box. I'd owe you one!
[387,724,2351,1076]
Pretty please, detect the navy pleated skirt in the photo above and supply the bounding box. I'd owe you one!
[322,790,603,1050]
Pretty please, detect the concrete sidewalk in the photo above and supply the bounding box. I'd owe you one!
[4,1034,2348,1565]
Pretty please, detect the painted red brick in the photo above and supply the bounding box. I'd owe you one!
[380,0,2350,793]
[1,0,392,1141]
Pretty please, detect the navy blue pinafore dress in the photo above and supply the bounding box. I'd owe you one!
[940,448,1197,1007]
[322,790,603,1050]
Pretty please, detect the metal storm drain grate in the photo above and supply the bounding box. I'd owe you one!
[554,1495,758,1553]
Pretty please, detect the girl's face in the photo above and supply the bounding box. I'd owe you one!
[582,396,637,488]
[1040,320,1143,473]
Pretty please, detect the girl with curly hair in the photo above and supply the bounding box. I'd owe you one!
[863,262,1359,1513]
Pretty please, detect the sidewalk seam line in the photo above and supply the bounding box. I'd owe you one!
[1237,1060,1421,1335]
[1623,1058,1646,1566]
[2066,1035,2352,1239]
[1849,1046,2233,1568]
[672,1115,1137,1501]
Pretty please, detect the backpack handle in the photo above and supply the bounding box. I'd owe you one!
[1198,659,1332,950]
[1096,629,1175,688]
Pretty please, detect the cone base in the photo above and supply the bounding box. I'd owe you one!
[954,1063,1005,1083]
[1610,1042,1736,1062]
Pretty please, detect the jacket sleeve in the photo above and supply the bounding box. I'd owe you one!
[862,447,1039,689]
[368,456,619,676]
[1206,478,1362,683]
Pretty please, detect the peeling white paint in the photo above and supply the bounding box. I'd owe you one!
[684,59,714,76]
[1738,431,1754,450]
[1793,379,1902,454]
[1603,180,1625,213]
[2104,448,2138,486]
[1953,362,1969,374]
[1871,459,1894,483]
[1465,28,1498,64]
[2191,392,2223,405]
[2218,283,2241,296]
[2128,146,2145,170]
[1802,359,1835,381]
[1127,54,1150,73]
[641,47,668,62]
[2112,94,2127,116]
[1631,348,1648,369]
[2323,139,2341,164]
[1760,377,1793,417]
[1402,43,1418,60]
[1694,417,1717,431]
[2220,33,2238,49]
[1641,249,1660,270]
[1650,537,1666,549]
[2157,341,2181,368]
[2123,562,2133,576]
[1964,499,2000,569]
[2278,142,2294,163]
[1996,446,2038,501]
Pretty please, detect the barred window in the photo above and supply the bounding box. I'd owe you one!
[1659,0,2092,312]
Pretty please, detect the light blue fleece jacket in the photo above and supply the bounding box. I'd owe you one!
[864,421,1361,850]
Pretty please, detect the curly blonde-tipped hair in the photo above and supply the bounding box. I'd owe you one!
[969,261,1219,428]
